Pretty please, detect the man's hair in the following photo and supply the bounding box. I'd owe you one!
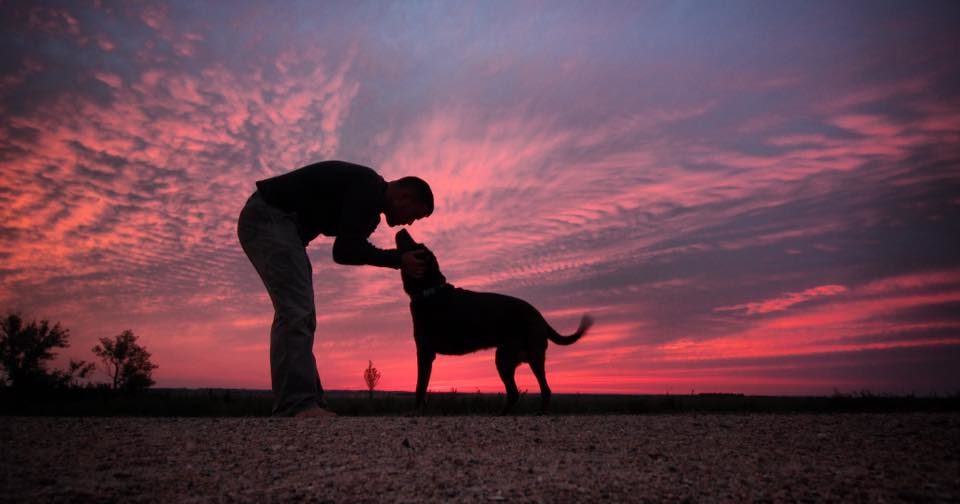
[395,176,434,215]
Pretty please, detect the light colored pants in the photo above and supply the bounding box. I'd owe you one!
[237,190,325,416]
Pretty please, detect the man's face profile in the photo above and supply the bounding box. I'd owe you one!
[386,193,428,227]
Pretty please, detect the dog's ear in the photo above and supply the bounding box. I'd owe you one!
[395,229,418,252]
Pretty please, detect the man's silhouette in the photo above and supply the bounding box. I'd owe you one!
[237,160,432,417]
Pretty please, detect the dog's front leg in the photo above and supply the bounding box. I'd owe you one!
[415,349,436,411]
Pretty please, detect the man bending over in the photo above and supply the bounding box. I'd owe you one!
[238,160,432,417]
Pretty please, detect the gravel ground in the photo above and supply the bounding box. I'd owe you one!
[2,413,958,503]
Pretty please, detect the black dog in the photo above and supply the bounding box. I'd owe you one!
[396,229,592,414]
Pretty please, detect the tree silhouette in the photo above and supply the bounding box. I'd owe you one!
[59,359,96,388]
[363,360,381,399]
[0,312,93,390]
[92,330,158,392]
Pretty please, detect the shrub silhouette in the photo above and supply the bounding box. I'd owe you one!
[92,330,158,393]
[363,360,381,399]
[60,359,96,388]
[0,312,94,390]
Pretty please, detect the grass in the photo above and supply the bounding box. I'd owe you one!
[2,387,959,417]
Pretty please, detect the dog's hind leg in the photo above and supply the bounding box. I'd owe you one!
[529,352,551,413]
[495,347,520,415]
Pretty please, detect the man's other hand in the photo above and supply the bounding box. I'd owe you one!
[401,250,427,278]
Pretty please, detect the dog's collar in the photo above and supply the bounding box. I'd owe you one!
[412,283,453,303]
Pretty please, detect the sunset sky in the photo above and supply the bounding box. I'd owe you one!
[2,1,959,395]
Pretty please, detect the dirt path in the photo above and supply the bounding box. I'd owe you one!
[3,413,958,502]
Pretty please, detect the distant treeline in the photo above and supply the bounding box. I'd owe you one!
[2,388,958,417]
[0,312,157,393]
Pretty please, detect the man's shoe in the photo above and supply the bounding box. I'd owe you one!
[294,406,337,418]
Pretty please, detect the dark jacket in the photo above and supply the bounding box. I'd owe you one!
[256,160,401,268]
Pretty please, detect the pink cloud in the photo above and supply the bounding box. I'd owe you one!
[139,4,167,31]
[93,71,122,89]
[859,269,960,296]
[95,34,115,52]
[715,284,850,315]
[681,272,960,363]
[831,114,905,138]
[819,76,929,113]
[27,6,81,36]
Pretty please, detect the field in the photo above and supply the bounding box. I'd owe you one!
[4,390,960,501]
[3,388,959,416]
[3,413,958,502]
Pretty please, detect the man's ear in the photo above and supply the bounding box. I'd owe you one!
[395,229,418,251]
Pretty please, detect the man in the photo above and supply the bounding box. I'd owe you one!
[237,160,432,417]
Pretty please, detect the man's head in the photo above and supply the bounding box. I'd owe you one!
[385,176,433,227]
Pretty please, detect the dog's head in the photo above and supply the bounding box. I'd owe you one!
[395,229,446,297]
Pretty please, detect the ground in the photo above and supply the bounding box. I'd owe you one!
[3,413,958,502]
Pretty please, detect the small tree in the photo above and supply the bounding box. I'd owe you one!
[56,359,96,388]
[363,360,381,399]
[92,330,158,392]
[0,312,93,390]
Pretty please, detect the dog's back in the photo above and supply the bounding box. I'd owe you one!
[411,287,591,355]
[411,288,520,353]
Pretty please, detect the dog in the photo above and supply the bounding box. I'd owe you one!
[396,229,592,414]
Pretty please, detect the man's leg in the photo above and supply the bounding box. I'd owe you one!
[264,245,323,415]
[238,193,325,416]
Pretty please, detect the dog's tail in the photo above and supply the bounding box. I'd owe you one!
[547,314,593,346]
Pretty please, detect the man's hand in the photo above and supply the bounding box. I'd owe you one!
[401,250,427,278]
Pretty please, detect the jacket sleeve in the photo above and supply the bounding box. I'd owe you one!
[331,184,402,269]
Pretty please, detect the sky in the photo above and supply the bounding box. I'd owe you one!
[1,0,959,395]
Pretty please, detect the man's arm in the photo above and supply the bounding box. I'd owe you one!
[332,235,401,268]
[331,183,401,268]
